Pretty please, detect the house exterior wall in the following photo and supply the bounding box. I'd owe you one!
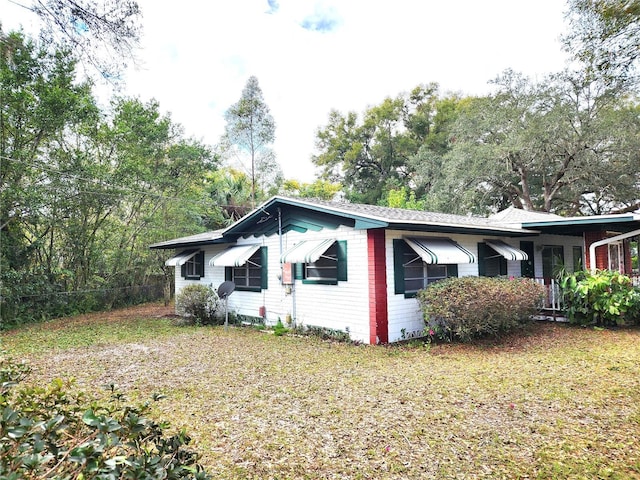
[173,226,373,343]
[383,230,531,343]
[280,226,370,342]
[172,228,587,345]
[520,234,585,277]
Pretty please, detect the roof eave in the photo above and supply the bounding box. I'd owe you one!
[390,222,538,236]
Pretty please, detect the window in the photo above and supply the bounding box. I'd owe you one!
[572,246,584,272]
[393,239,458,297]
[305,242,338,281]
[609,242,623,273]
[292,240,348,285]
[180,251,204,280]
[224,247,268,291]
[542,245,564,280]
[477,242,507,277]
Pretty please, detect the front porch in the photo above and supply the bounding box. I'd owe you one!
[534,272,640,321]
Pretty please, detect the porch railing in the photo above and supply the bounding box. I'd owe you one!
[534,272,640,316]
[534,278,563,313]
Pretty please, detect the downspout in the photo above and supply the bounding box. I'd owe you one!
[588,228,640,272]
[277,208,295,327]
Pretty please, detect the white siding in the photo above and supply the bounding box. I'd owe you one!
[384,232,538,343]
[279,226,370,343]
[173,226,372,343]
[171,228,586,344]
[520,234,585,277]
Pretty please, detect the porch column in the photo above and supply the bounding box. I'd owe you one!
[584,231,609,270]
[367,229,388,344]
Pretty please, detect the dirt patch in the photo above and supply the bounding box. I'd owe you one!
[4,302,175,334]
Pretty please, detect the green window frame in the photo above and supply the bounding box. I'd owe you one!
[393,239,458,298]
[225,246,268,291]
[293,240,347,285]
[181,251,205,280]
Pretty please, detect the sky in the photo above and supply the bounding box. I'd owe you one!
[3,0,571,182]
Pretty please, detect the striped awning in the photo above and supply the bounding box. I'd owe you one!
[485,240,528,261]
[280,239,335,263]
[209,244,261,267]
[165,249,198,267]
[405,237,476,264]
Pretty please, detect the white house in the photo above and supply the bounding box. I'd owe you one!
[150,196,640,344]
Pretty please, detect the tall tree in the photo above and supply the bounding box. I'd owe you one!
[565,0,640,85]
[222,76,277,207]
[429,69,640,215]
[0,30,95,270]
[11,0,142,78]
[313,84,456,205]
[0,30,217,325]
[313,97,411,204]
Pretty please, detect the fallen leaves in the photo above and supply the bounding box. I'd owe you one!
[4,305,640,479]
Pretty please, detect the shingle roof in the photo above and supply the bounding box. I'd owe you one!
[271,197,532,232]
[488,206,563,224]
[149,229,224,249]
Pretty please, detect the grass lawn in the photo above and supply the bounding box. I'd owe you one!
[3,303,640,479]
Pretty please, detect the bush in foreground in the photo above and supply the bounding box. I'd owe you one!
[0,352,210,479]
[175,284,221,325]
[560,270,640,326]
[417,276,545,342]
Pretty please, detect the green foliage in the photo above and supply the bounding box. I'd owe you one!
[294,325,353,343]
[273,318,288,337]
[0,352,210,479]
[565,0,640,86]
[222,75,279,205]
[384,186,425,210]
[436,69,640,215]
[560,270,640,326]
[175,285,221,326]
[0,30,216,327]
[313,84,456,205]
[281,179,342,200]
[417,276,545,342]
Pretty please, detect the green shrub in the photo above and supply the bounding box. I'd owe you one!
[0,352,210,479]
[417,276,545,342]
[273,318,288,336]
[293,325,353,343]
[175,284,221,325]
[560,270,640,326]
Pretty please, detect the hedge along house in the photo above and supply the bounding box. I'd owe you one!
[150,196,640,344]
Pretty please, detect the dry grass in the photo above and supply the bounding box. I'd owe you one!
[3,303,640,479]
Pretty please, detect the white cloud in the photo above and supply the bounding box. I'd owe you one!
[3,0,570,181]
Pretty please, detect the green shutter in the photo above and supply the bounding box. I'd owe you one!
[196,251,205,278]
[260,246,268,289]
[294,263,303,279]
[393,239,406,294]
[181,263,186,278]
[477,243,487,276]
[225,267,232,282]
[337,240,347,281]
[448,264,459,278]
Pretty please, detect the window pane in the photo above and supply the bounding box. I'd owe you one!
[186,259,199,277]
[426,265,447,278]
[305,243,338,280]
[405,278,425,292]
[232,250,263,288]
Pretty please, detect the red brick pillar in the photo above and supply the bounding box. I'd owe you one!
[584,231,609,270]
[367,229,388,344]
[624,239,632,274]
